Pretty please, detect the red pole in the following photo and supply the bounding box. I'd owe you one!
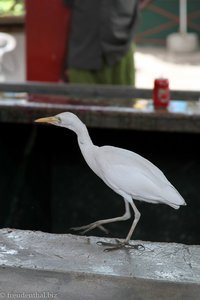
[25,0,71,82]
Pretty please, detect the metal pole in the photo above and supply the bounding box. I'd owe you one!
[180,0,187,34]
[0,81,200,101]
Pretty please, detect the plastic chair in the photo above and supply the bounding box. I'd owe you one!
[0,32,16,81]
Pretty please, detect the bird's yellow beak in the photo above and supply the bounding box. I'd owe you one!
[34,116,59,124]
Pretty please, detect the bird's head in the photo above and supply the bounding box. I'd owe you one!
[35,112,83,131]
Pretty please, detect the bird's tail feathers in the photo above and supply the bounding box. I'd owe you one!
[162,184,186,209]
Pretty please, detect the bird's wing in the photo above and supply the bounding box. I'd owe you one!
[95,146,185,207]
[96,145,168,183]
[102,162,165,202]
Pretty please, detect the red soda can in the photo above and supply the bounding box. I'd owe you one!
[153,78,170,109]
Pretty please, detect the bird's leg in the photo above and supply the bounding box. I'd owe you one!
[98,201,143,251]
[124,201,141,244]
[71,200,131,235]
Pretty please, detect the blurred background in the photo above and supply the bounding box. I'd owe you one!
[1,0,200,88]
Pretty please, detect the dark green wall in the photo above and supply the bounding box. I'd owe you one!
[137,0,200,45]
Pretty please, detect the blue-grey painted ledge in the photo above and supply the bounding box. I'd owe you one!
[1,97,200,133]
[0,229,200,300]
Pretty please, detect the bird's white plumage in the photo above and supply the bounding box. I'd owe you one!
[35,112,186,249]
[94,145,185,209]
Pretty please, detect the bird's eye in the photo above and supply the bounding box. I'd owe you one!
[57,116,61,123]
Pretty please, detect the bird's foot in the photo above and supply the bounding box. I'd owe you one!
[97,239,145,252]
[71,222,109,235]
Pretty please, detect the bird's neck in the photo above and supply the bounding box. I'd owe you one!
[74,122,93,149]
[74,122,99,173]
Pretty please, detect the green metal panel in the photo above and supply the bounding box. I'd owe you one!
[136,0,200,45]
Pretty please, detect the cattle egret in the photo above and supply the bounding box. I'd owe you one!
[35,112,186,251]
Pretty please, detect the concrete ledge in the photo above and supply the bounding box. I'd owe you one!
[1,99,200,133]
[0,229,200,299]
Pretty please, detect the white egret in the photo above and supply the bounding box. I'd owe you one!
[35,112,186,251]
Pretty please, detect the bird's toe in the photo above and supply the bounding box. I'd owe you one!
[70,223,109,234]
[97,239,145,252]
